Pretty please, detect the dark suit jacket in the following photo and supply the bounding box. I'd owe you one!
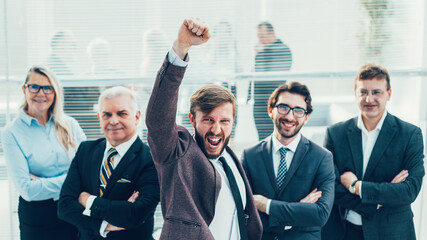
[242,135,335,240]
[321,113,425,240]
[58,137,160,240]
[145,57,263,240]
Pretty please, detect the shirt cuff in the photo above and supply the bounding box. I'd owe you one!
[82,195,97,216]
[99,221,110,238]
[359,181,362,199]
[168,47,189,67]
[266,199,272,215]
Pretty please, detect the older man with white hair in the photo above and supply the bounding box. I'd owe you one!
[58,86,160,240]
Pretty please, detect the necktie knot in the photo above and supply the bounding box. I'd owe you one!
[279,147,289,156]
[108,147,117,156]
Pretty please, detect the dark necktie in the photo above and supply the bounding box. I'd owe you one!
[100,147,118,196]
[218,156,248,240]
[277,147,289,190]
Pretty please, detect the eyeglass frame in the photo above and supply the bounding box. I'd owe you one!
[356,89,386,98]
[24,84,55,94]
[274,104,308,118]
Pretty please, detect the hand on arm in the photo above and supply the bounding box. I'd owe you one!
[172,17,211,60]
[30,174,40,180]
[340,171,358,191]
[300,188,322,203]
[78,192,91,208]
[253,195,268,213]
[377,170,409,208]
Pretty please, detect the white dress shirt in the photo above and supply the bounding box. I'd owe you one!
[209,151,247,240]
[83,134,138,238]
[346,111,387,226]
[265,134,301,231]
[265,133,301,214]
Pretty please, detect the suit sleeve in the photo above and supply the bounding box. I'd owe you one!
[57,144,104,236]
[324,127,377,217]
[361,127,425,206]
[145,58,187,164]
[268,150,335,227]
[242,150,253,188]
[89,151,160,228]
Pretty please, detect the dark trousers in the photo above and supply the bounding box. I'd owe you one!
[18,197,77,240]
[345,221,364,240]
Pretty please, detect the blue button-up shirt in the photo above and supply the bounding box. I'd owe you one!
[1,111,86,201]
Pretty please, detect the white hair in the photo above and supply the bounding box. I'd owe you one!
[98,86,138,114]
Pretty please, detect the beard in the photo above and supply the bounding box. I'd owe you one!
[275,117,304,139]
[194,128,231,159]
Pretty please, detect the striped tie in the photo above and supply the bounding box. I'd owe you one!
[100,147,118,196]
[277,147,289,191]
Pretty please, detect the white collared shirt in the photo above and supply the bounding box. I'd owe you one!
[346,111,387,226]
[265,134,301,231]
[83,134,138,237]
[265,133,301,214]
[271,133,300,178]
[209,151,247,240]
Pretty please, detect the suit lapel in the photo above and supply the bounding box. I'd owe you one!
[347,118,364,179]
[262,136,278,194]
[278,135,309,196]
[92,139,106,195]
[103,138,142,197]
[364,114,397,179]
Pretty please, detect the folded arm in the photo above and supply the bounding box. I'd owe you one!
[89,161,160,228]
[58,148,104,236]
[2,128,68,201]
[268,151,335,227]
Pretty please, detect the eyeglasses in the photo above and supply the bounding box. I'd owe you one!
[25,84,55,94]
[357,89,384,98]
[275,104,307,118]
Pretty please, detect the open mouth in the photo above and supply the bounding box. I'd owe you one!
[206,136,222,150]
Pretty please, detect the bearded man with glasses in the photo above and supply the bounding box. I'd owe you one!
[242,82,335,240]
[321,63,425,240]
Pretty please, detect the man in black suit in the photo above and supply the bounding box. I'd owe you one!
[242,82,335,239]
[321,63,425,240]
[58,86,160,239]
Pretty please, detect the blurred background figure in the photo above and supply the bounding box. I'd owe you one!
[1,66,86,240]
[45,30,77,76]
[140,29,169,78]
[207,20,240,78]
[87,37,120,75]
[252,21,293,141]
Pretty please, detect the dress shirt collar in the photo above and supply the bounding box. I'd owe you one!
[104,134,138,158]
[357,111,387,133]
[272,133,301,154]
[20,109,53,126]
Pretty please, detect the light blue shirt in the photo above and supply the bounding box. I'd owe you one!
[1,110,86,201]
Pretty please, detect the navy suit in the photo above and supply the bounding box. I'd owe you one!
[58,137,160,240]
[321,113,425,240]
[242,135,335,240]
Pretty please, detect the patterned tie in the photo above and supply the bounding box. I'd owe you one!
[99,147,118,196]
[277,147,289,191]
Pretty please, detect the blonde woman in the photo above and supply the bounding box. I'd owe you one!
[1,65,86,240]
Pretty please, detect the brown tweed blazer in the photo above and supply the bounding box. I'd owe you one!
[146,57,262,240]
